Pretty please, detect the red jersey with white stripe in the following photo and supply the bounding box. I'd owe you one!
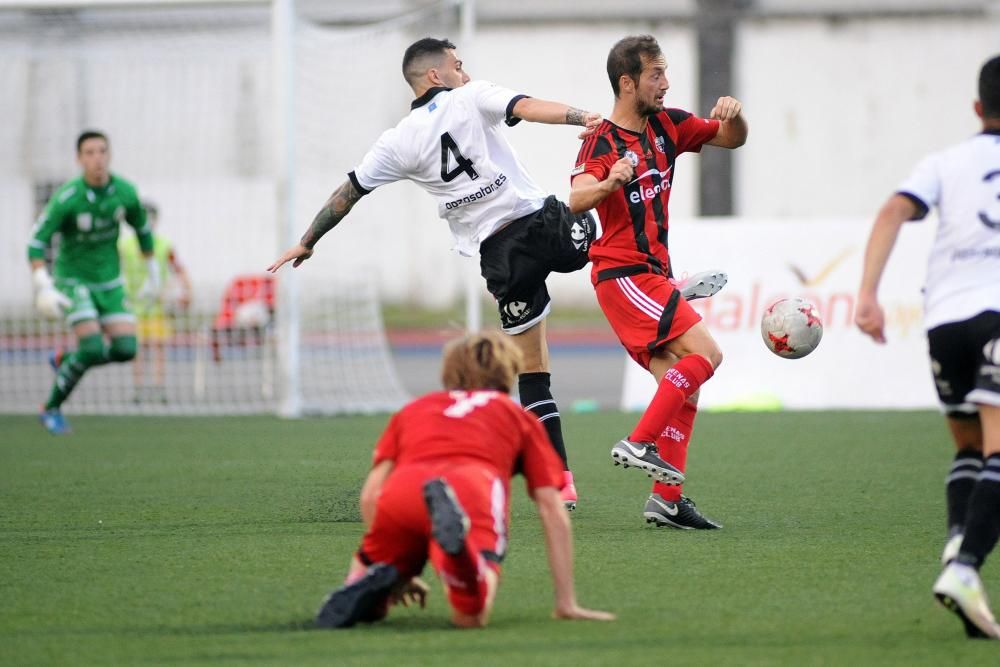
[372,389,563,494]
[573,110,719,284]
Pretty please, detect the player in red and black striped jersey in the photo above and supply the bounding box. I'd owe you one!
[575,108,719,280]
[570,35,747,529]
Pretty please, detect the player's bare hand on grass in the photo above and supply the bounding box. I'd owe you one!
[390,577,429,609]
[267,244,313,272]
[854,295,886,343]
[709,96,742,121]
[553,604,616,622]
[577,112,604,139]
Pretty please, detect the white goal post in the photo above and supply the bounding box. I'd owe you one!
[0,0,471,416]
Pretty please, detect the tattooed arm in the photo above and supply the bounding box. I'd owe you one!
[266,180,364,272]
[510,98,602,136]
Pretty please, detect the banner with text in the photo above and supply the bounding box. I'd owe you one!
[621,218,939,411]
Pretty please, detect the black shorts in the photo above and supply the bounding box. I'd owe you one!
[927,310,1000,415]
[479,195,596,334]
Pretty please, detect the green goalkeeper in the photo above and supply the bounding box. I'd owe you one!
[27,130,158,434]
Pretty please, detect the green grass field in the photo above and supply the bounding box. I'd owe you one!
[2,411,999,666]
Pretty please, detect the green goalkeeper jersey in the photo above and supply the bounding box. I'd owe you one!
[27,174,153,285]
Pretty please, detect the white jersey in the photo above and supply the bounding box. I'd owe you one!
[897,130,1000,329]
[349,80,548,257]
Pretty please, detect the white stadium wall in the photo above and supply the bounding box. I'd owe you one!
[1,10,997,311]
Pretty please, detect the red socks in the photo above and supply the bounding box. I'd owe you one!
[630,354,713,443]
[435,545,489,616]
[652,399,698,501]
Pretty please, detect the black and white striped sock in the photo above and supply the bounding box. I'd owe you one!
[957,454,1000,570]
[946,448,983,536]
[518,372,569,469]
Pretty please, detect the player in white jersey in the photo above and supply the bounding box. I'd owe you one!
[268,37,679,510]
[856,53,1000,639]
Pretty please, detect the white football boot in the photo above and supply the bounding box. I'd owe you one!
[933,562,1000,639]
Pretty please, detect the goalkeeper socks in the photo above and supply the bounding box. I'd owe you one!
[956,454,1000,570]
[946,448,983,536]
[45,334,110,409]
[630,354,713,444]
[652,400,697,502]
[108,335,138,362]
[519,372,569,469]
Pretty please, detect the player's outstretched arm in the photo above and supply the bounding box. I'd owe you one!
[706,96,748,148]
[510,98,602,138]
[568,158,634,213]
[856,193,918,344]
[533,486,615,622]
[267,179,363,272]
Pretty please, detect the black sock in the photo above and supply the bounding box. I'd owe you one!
[518,372,569,469]
[947,448,983,536]
[957,454,1000,570]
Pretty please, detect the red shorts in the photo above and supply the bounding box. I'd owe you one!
[358,462,506,603]
[595,273,702,370]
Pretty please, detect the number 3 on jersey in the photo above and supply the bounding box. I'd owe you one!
[440,132,479,182]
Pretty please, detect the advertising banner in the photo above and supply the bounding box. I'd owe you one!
[621,218,939,410]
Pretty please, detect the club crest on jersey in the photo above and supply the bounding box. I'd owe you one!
[654,136,665,153]
[624,150,640,167]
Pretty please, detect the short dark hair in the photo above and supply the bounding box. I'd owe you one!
[980,54,1000,119]
[76,130,108,153]
[607,35,662,97]
[143,201,159,217]
[402,37,456,87]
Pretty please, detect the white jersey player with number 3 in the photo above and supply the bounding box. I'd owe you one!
[267,37,678,511]
[856,53,1000,640]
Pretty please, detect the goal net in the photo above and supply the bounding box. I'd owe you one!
[0,0,462,416]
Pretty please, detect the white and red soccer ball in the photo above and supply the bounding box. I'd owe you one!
[760,298,823,359]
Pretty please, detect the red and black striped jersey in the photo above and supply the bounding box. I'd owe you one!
[573,109,719,284]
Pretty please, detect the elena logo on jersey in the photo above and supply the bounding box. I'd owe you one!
[444,173,508,210]
[627,166,672,204]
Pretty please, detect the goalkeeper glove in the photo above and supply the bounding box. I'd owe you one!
[33,267,71,319]
[137,257,162,305]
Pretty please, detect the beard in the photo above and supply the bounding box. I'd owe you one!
[635,96,663,117]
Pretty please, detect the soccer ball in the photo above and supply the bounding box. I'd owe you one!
[760,298,823,359]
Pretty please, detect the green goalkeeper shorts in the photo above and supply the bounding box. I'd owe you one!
[56,278,135,327]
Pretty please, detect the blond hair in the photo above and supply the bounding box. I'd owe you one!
[441,331,523,393]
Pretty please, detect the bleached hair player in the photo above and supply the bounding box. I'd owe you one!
[314,331,615,629]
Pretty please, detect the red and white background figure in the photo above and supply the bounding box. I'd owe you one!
[622,218,937,410]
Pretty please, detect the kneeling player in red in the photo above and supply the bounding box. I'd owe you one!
[315,331,615,629]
